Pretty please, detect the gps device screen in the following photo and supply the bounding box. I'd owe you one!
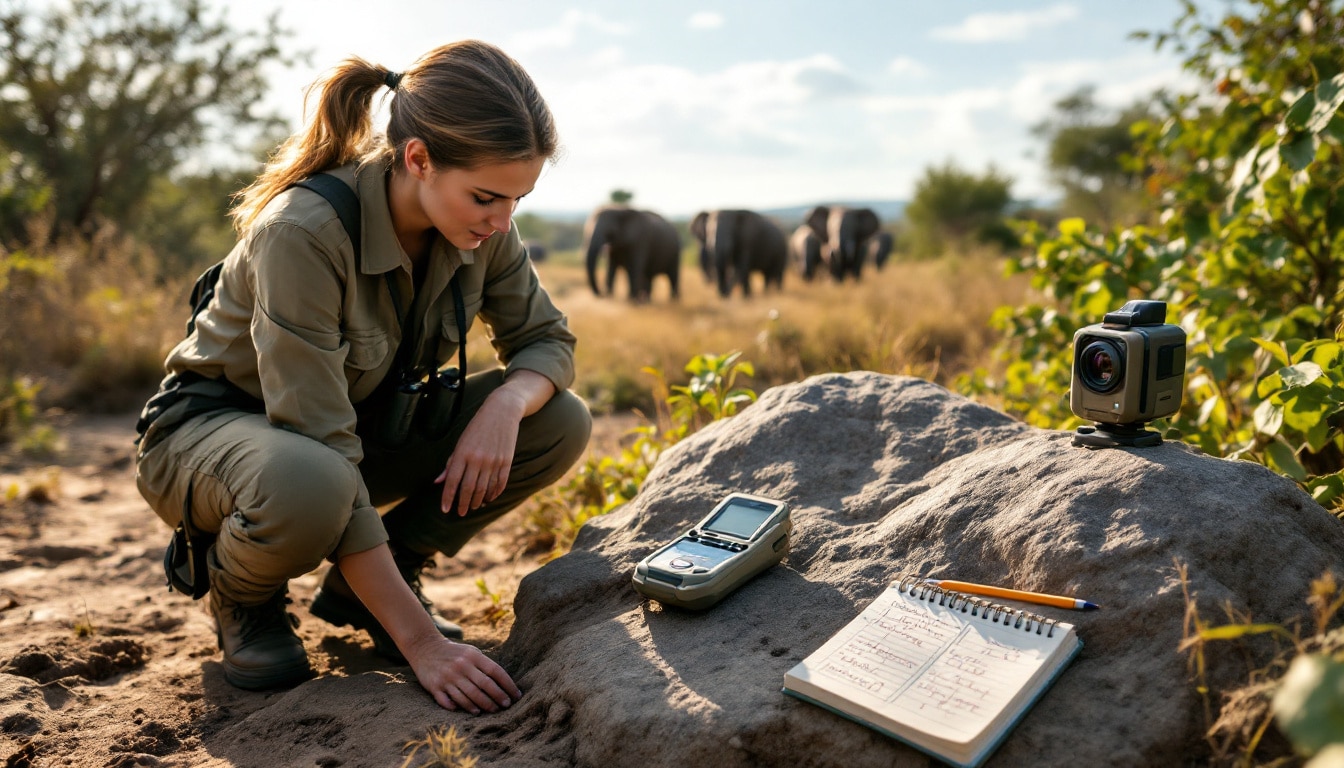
[632,492,792,610]
[703,500,774,539]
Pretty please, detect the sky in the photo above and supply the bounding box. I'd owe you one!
[222,0,1198,218]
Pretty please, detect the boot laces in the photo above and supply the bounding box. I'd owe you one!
[231,590,299,643]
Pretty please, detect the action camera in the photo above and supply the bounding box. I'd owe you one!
[1070,300,1186,448]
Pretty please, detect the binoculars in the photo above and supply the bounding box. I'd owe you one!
[375,367,463,448]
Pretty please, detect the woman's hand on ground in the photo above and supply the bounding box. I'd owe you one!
[403,634,523,714]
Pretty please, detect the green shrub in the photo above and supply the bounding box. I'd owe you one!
[959,1,1344,507]
[521,352,757,561]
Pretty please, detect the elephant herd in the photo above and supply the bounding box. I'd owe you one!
[581,204,892,302]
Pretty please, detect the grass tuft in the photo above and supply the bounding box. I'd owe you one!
[401,725,478,768]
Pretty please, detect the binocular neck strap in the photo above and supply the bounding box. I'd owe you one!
[382,267,467,381]
[449,276,467,422]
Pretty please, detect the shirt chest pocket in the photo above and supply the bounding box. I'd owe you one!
[343,328,389,372]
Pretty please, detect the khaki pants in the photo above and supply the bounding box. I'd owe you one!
[135,369,592,604]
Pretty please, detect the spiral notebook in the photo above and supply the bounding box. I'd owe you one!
[781,576,1082,768]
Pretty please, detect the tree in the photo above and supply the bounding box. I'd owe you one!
[609,189,634,205]
[1032,86,1154,229]
[903,161,1015,258]
[0,0,294,246]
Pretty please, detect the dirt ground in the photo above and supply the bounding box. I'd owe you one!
[0,410,638,767]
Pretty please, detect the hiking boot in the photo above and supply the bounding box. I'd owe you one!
[210,584,313,690]
[310,544,463,662]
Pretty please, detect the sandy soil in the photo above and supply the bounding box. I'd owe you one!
[0,410,639,767]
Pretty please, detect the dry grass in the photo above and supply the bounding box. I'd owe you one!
[2,233,189,414]
[530,252,1028,413]
[8,233,1027,422]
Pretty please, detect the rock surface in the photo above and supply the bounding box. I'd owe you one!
[4,374,1342,767]
[483,372,1344,766]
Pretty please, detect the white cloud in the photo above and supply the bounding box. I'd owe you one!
[508,9,629,53]
[931,4,1079,43]
[888,56,929,78]
[688,11,724,30]
[538,53,874,209]
[587,46,625,69]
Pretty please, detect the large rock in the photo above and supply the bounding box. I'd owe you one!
[474,372,1344,766]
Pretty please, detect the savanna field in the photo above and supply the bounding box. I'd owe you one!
[3,0,1344,763]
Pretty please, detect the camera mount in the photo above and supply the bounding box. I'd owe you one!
[1072,422,1163,448]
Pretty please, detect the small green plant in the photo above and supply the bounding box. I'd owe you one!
[473,577,511,627]
[1180,564,1344,764]
[0,376,45,446]
[521,352,759,561]
[401,725,478,768]
[72,599,96,638]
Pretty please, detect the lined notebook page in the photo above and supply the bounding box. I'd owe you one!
[801,583,1070,744]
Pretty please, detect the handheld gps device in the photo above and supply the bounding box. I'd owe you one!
[632,492,791,610]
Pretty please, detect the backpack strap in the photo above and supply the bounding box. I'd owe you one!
[292,173,363,265]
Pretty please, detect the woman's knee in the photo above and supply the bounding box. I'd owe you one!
[518,390,591,481]
[241,438,361,550]
[540,390,592,461]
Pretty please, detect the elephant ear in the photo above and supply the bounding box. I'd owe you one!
[804,206,829,239]
[690,211,709,241]
[856,208,880,240]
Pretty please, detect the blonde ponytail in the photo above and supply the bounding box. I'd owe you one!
[230,58,392,233]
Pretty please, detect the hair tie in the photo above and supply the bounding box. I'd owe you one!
[384,70,403,90]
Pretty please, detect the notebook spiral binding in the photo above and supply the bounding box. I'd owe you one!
[896,574,1059,638]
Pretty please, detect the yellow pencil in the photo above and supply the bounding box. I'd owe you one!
[923,578,1100,611]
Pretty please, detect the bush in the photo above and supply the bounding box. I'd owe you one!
[960,1,1344,509]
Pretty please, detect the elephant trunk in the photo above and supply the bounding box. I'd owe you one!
[584,228,606,296]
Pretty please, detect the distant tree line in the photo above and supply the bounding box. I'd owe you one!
[0,0,1164,272]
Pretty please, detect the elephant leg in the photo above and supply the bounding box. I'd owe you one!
[628,257,648,302]
[606,260,618,297]
[668,265,679,300]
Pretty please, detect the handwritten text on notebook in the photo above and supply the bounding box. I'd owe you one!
[813,587,1053,738]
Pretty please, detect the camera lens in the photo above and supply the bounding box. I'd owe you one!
[1079,339,1124,393]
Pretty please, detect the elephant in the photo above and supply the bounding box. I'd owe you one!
[789,224,822,281]
[866,230,893,270]
[582,205,681,302]
[523,239,548,263]
[690,209,787,298]
[804,205,881,281]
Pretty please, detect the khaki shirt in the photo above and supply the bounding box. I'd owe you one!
[161,157,577,557]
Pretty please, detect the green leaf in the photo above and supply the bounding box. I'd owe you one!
[1252,338,1291,369]
[1328,114,1344,145]
[1304,417,1332,454]
[1267,439,1308,482]
[1307,472,1344,506]
[1283,363,1326,389]
[1271,654,1344,755]
[1281,132,1320,171]
[1253,398,1284,436]
[1282,386,1333,434]
[1258,369,1286,399]
[1286,90,1317,130]
[1307,73,1344,135]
